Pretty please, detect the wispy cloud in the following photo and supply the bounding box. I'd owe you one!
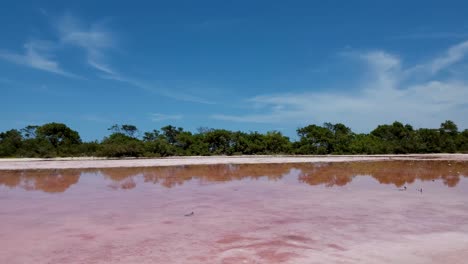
[100,74,216,104]
[54,14,215,104]
[1,12,215,104]
[56,14,116,75]
[150,113,183,122]
[405,40,468,76]
[0,13,112,78]
[212,41,468,131]
[0,40,79,78]
[426,40,468,74]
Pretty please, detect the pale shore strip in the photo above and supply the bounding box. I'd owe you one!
[0,154,467,170]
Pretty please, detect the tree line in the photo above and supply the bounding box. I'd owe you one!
[0,120,467,158]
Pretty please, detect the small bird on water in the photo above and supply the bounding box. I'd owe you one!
[184,212,194,217]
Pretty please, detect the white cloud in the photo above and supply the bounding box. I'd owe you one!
[87,59,115,75]
[56,14,215,104]
[57,14,116,75]
[1,13,214,104]
[0,40,79,78]
[150,113,183,122]
[407,40,468,76]
[212,42,468,131]
[0,13,113,78]
[429,41,468,73]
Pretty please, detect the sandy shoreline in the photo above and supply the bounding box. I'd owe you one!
[0,154,467,170]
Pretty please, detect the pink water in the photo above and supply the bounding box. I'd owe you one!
[1,161,468,263]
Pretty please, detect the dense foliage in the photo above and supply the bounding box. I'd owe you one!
[1,121,467,158]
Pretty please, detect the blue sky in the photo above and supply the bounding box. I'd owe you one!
[2,0,468,141]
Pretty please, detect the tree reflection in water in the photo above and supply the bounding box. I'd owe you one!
[298,161,468,187]
[0,169,80,193]
[1,161,467,193]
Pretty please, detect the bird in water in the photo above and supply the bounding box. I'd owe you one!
[398,186,407,191]
[184,212,194,217]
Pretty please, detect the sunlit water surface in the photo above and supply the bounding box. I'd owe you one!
[1,161,468,264]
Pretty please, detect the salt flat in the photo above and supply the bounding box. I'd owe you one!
[0,154,467,170]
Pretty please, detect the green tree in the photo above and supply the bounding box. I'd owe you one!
[296,124,334,154]
[0,129,23,157]
[143,129,161,142]
[144,139,175,157]
[34,123,82,156]
[99,133,144,157]
[230,131,251,155]
[187,133,210,155]
[121,124,139,138]
[323,123,354,154]
[371,121,415,153]
[413,128,441,153]
[16,137,55,158]
[204,129,234,155]
[263,131,292,154]
[1,120,466,157]
[142,128,179,157]
[349,134,384,154]
[161,125,184,145]
[244,132,267,154]
[36,123,81,148]
[457,129,468,152]
[439,120,458,153]
[440,120,458,136]
[108,124,139,138]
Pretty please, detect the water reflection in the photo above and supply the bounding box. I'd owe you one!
[298,161,467,187]
[1,161,467,193]
[0,169,80,193]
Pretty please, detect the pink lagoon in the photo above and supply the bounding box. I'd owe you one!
[1,160,468,263]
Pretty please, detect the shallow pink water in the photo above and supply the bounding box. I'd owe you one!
[1,161,468,263]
